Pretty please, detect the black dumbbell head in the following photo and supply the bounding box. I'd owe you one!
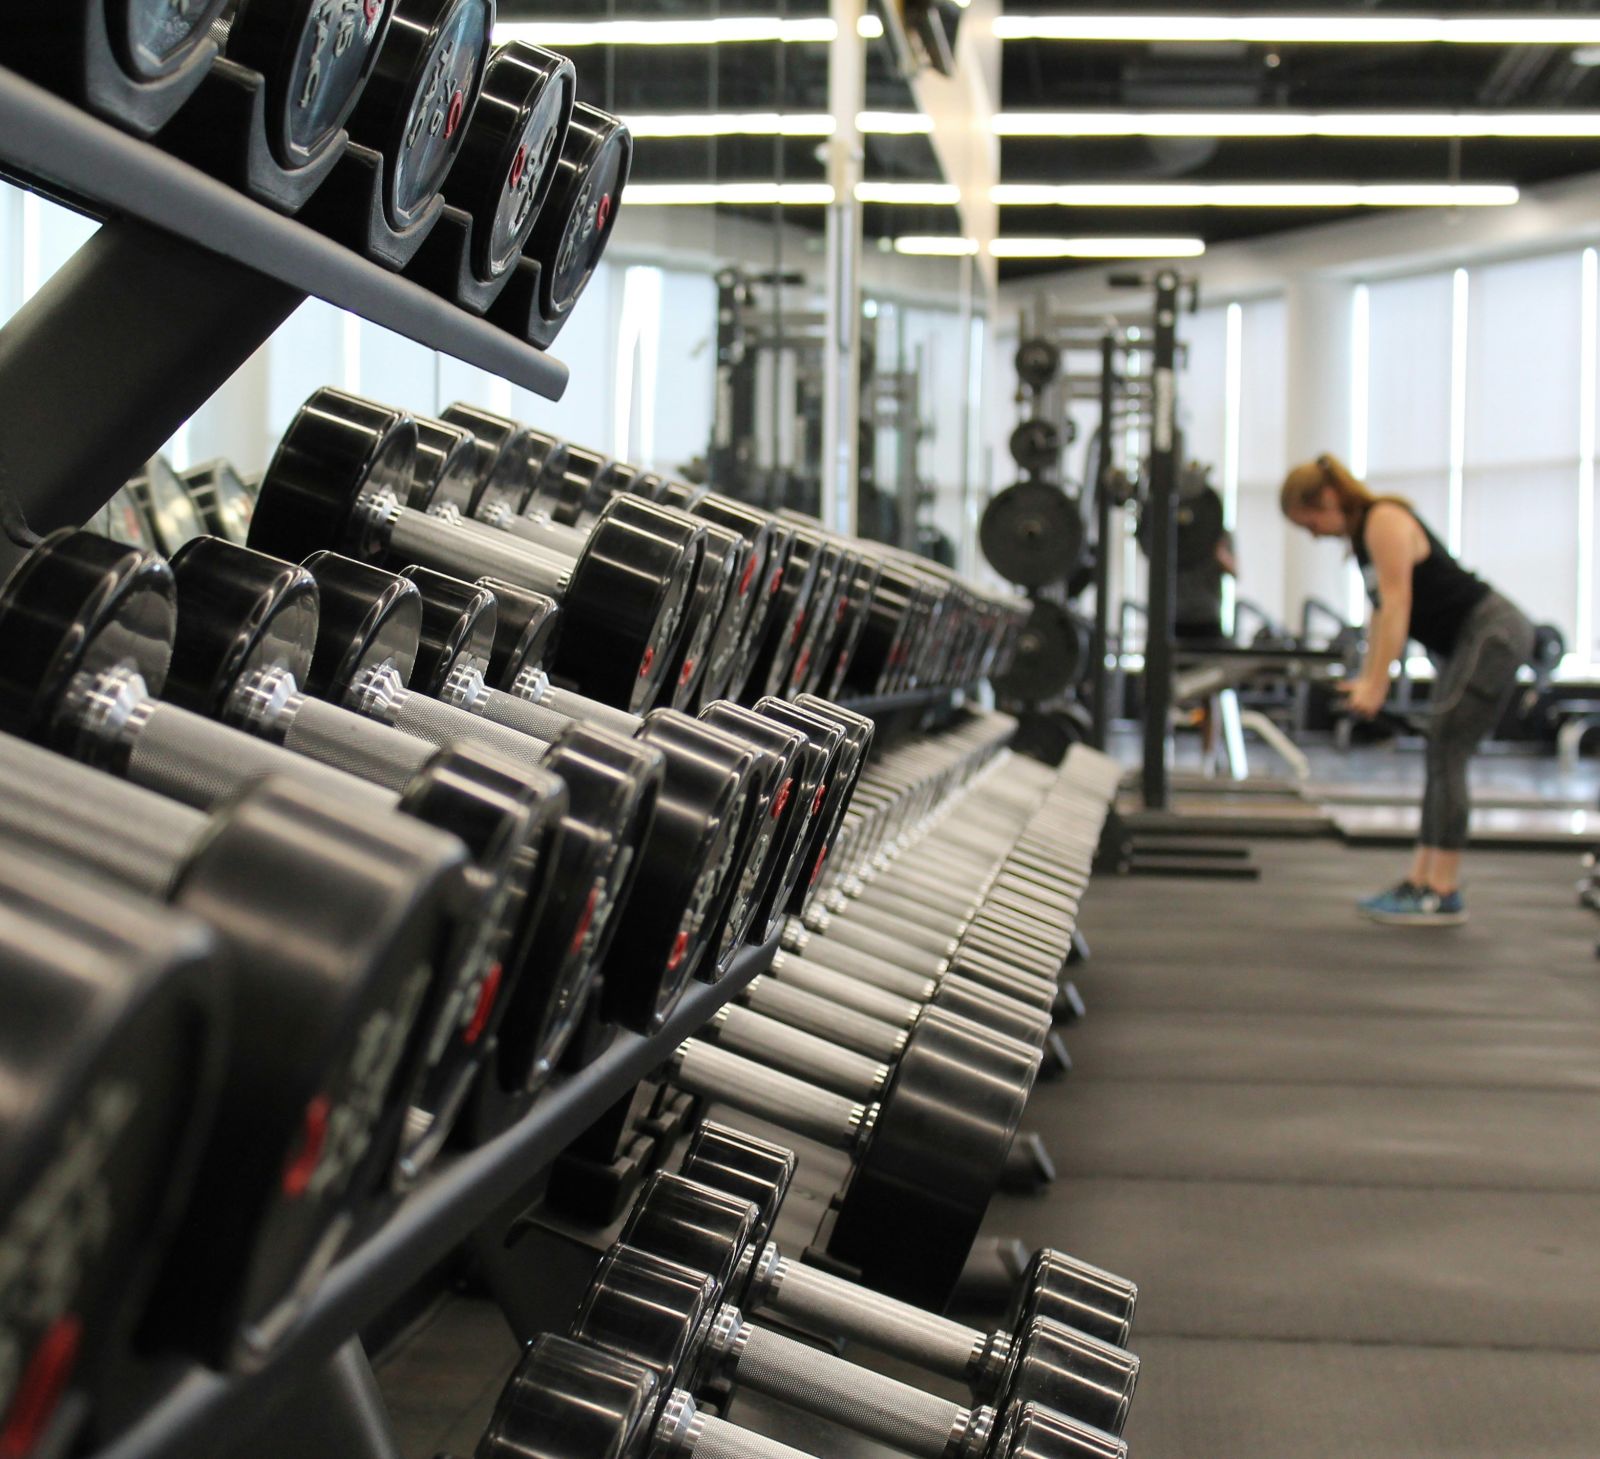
[299,551,424,697]
[397,564,497,693]
[572,1244,718,1391]
[995,1401,1128,1459]
[997,1318,1138,1437]
[164,537,320,716]
[439,403,539,519]
[346,0,496,232]
[0,848,225,1457]
[111,0,232,80]
[1012,1250,1137,1350]
[446,41,576,282]
[526,104,631,327]
[477,1335,662,1459]
[478,577,561,687]
[409,415,481,510]
[225,0,396,170]
[679,1121,797,1240]
[0,529,176,742]
[619,1171,760,1301]
[248,388,418,564]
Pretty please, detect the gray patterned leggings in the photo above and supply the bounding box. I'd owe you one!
[1421,592,1536,850]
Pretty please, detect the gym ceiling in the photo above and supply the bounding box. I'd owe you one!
[498,0,1600,276]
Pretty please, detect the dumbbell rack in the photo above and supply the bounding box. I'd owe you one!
[0,64,567,575]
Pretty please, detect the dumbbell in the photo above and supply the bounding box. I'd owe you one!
[211,0,395,172]
[467,1334,830,1459]
[735,522,840,703]
[97,0,229,81]
[247,388,699,712]
[574,1244,1130,1458]
[0,529,590,1180]
[128,456,206,556]
[518,103,631,344]
[343,0,494,235]
[0,847,224,1457]
[437,42,575,284]
[179,459,255,544]
[812,548,882,700]
[0,737,467,1366]
[679,1122,1137,1350]
[667,1004,1039,1308]
[385,561,773,1022]
[166,538,722,1051]
[619,1166,1138,1425]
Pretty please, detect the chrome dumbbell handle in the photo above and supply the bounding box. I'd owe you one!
[655,1390,823,1459]
[711,1310,992,1459]
[670,1041,872,1151]
[710,1006,888,1102]
[383,495,571,598]
[741,976,906,1061]
[753,1252,1001,1392]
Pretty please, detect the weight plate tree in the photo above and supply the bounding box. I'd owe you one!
[980,481,1086,591]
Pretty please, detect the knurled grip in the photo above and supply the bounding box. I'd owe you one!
[690,1412,822,1459]
[822,916,956,971]
[389,508,569,598]
[730,1323,962,1459]
[672,1040,858,1149]
[742,977,903,1061]
[283,697,435,792]
[537,682,644,739]
[760,1259,984,1387]
[714,1006,885,1101]
[126,702,396,814]
[770,953,922,1027]
[0,737,203,898]
[384,691,553,775]
[788,938,936,1002]
[479,689,574,743]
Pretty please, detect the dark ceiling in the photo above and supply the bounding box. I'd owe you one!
[501,0,1600,275]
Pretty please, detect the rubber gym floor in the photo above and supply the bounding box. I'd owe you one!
[375,825,1600,1457]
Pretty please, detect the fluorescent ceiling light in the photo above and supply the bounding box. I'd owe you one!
[992,14,1600,44]
[989,237,1207,258]
[621,112,929,138]
[495,14,880,46]
[990,182,1519,207]
[893,236,980,255]
[624,183,836,205]
[856,181,962,204]
[995,111,1600,139]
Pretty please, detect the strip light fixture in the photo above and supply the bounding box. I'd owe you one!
[494,15,882,46]
[992,14,1600,44]
[991,182,1519,207]
[988,236,1206,258]
[995,112,1600,138]
[622,111,930,138]
[893,236,979,255]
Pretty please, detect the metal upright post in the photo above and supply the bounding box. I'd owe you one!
[1141,271,1181,809]
[821,0,865,538]
[1090,332,1117,749]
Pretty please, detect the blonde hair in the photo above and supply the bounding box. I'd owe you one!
[1279,453,1407,534]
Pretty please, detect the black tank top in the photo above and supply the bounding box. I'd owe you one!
[1353,503,1489,657]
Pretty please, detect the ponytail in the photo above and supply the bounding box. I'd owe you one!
[1279,452,1408,533]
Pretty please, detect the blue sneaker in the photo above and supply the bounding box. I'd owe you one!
[1360,883,1467,926]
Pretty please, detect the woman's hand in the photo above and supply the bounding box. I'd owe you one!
[1340,675,1388,719]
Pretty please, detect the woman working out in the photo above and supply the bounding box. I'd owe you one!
[1281,454,1534,926]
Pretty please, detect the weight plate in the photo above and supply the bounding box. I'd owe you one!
[1008,418,1061,474]
[408,416,479,510]
[347,0,494,232]
[131,457,207,557]
[225,0,395,170]
[1533,622,1566,672]
[0,851,223,1459]
[0,530,177,745]
[980,480,1085,589]
[112,0,231,81]
[180,460,256,545]
[527,104,632,325]
[991,599,1091,704]
[445,42,576,282]
[1014,336,1060,390]
[101,484,160,553]
[1136,482,1225,570]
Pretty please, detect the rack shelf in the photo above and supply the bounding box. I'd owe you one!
[837,685,975,720]
[90,937,777,1459]
[0,67,568,402]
